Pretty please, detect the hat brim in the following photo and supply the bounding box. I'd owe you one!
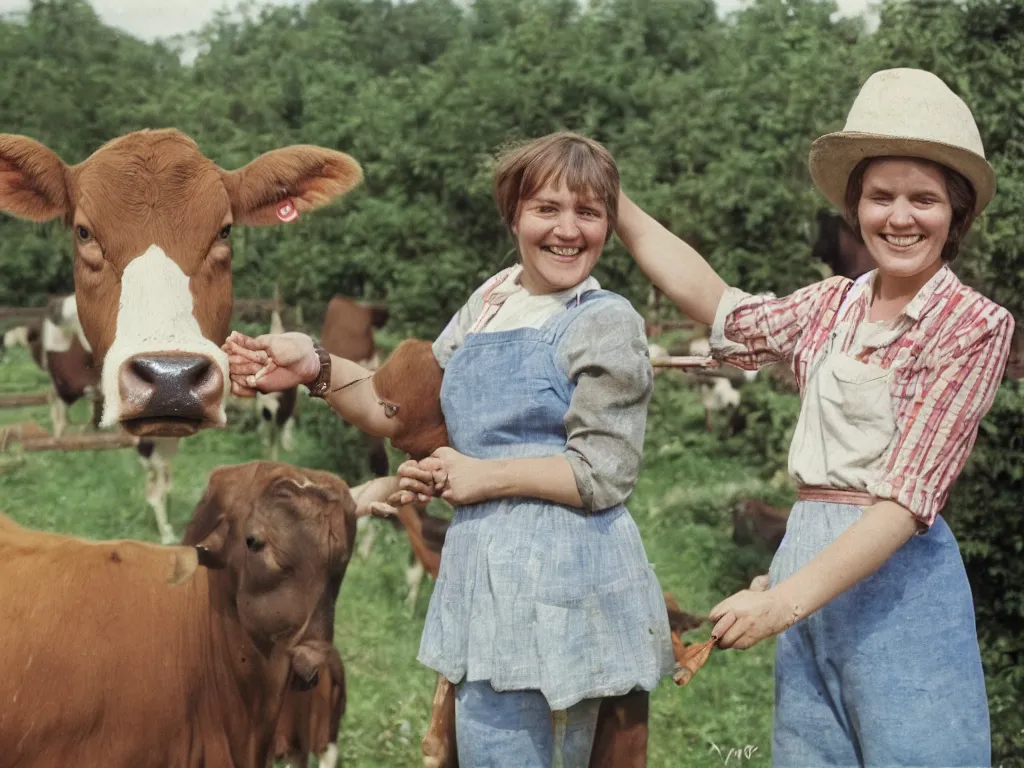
[808,132,996,216]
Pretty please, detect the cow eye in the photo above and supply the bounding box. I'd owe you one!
[218,224,232,240]
[245,536,264,552]
[76,225,93,243]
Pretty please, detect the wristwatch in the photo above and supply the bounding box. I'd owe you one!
[306,341,332,398]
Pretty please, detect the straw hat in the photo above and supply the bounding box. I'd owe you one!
[809,68,995,215]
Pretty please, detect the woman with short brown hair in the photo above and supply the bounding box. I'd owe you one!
[224,131,674,766]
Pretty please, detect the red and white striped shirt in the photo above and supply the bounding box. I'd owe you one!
[710,265,1014,526]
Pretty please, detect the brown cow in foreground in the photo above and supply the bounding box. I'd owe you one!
[0,461,355,767]
[363,340,716,767]
[0,129,362,440]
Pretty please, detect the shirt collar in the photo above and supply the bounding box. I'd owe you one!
[484,264,601,306]
[854,264,958,322]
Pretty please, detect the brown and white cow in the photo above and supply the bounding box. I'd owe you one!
[0,129,362,440]
[0,460,355,767]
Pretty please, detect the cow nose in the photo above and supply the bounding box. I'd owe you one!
[119,352,224,437]
[130,355,211,388]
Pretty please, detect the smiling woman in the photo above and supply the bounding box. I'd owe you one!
[617,67,1013,767]
[224,131,676,767]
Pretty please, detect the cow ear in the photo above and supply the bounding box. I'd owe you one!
[0,135,70,223]
[168,547,201,586]
[195,517,229,570]
[222,145,363,227]
[289,640,342,692]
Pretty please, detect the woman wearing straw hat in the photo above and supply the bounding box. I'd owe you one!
[617,67,1012,766]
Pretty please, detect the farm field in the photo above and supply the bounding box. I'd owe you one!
[0,343,780,767]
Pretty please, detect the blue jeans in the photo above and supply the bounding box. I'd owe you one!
[455,681,602,767]
[770,502,991,767]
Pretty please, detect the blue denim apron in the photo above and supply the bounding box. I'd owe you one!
[769,501,991,767]
[417,289,674,713]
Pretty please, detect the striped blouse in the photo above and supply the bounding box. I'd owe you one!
[709,264,1014,526]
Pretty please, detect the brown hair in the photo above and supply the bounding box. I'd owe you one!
[843,156,977,262]
[493,132,619,242]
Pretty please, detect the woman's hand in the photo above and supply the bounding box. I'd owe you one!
[426,447,495,506]
[222,331,320,397]
[708,587,797,651]
[389,450,493,507]
[390,458,444,506]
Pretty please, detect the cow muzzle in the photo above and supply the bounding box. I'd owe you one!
[118,352,225,437]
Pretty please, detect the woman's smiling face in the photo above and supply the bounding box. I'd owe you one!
[857,158,953,282]
[514,180,608,295]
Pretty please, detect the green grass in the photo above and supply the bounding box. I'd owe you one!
[0,346,778,767]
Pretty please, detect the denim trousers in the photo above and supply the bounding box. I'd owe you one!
[455,680,602,768]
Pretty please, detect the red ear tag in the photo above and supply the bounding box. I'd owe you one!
[276,199,299,223]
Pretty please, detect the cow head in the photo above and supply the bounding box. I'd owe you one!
[182,461,356,690]
[0,130,362,438]
[371,339,449,459]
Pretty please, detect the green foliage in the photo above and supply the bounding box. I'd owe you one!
[720,376,802,481]
[2,0,1024,759]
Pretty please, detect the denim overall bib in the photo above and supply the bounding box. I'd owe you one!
[417,289,674,763]
[769,292,992,767]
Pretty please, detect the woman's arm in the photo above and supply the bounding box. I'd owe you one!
[710,307,1016,649]
[318,354,400,438]
[409,450,583,508]
[617,192,849,370]
[223,331,399,438]
[709,501,919,649]
[615,191,728,326]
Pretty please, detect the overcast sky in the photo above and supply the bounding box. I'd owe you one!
[0,0,878,43]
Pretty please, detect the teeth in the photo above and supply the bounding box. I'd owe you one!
[548,246,581,257]
[884,235,923,247]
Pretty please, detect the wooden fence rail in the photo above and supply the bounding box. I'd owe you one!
[0,393,50,408]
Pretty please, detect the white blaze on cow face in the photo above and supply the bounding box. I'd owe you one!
[101,245,229,435]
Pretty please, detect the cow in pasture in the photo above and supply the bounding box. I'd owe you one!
[319,294,391,479]
[732,498,790,553]
[687,336,756,431]
[360,340,716,766]
[1,323,38,359]
[255,309,299,461]
[5,295,102,438]
[812,210,875,281]
[0,128,363,441]
[316,295,401,560]
[0,460,355,767]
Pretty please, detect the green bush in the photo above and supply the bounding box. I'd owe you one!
[946,381,1024,765]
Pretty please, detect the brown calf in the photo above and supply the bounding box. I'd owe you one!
[0,461,355,767]
[732,498,790,553]
[0,129,362,439]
